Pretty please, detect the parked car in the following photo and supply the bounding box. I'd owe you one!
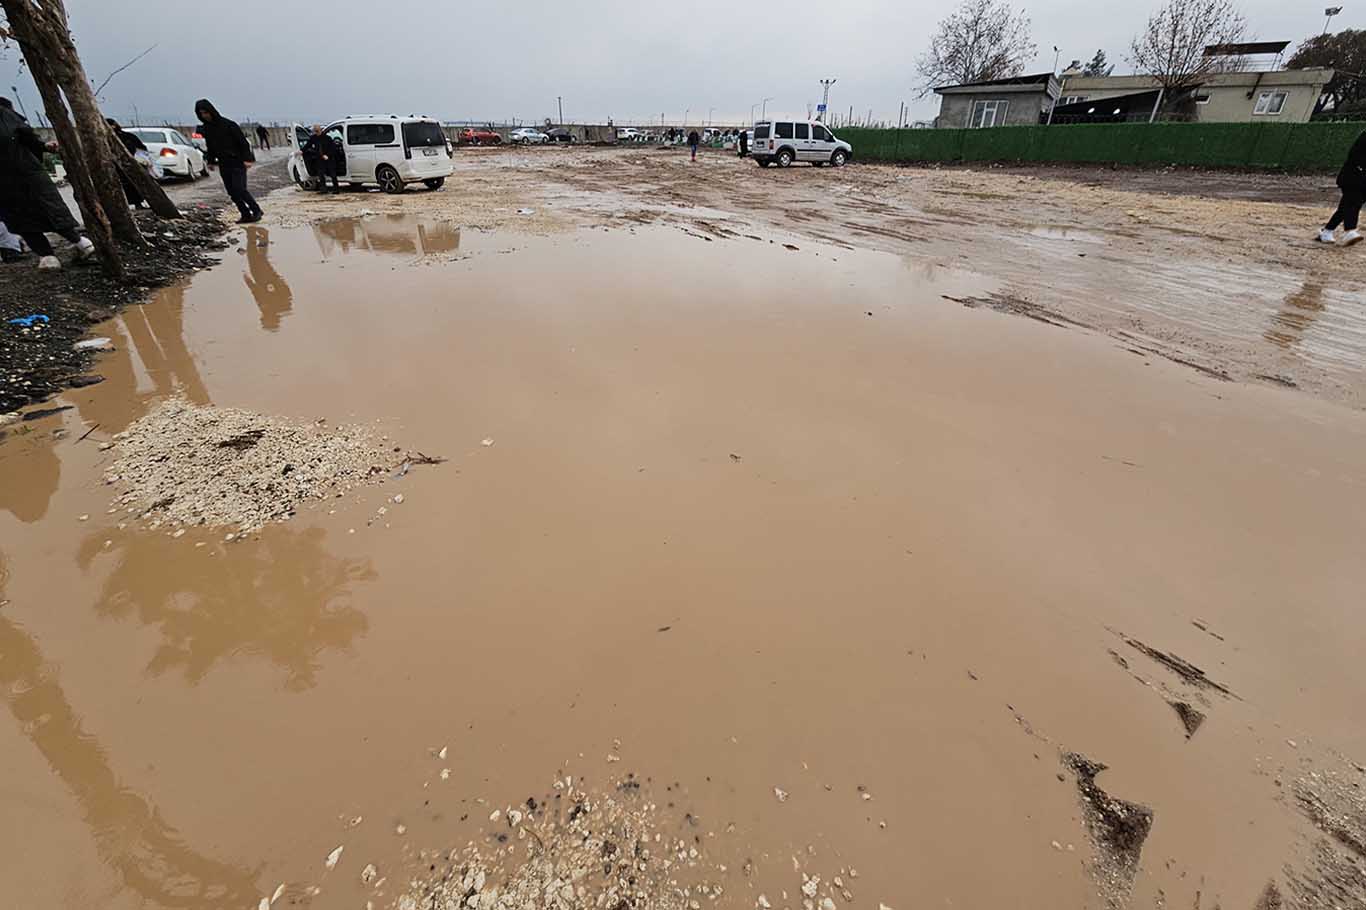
[545,127,576,144]
[750,120,852,168]
[460,127,502,146]
[287,115,454,193]
[510,128,549,144]
[128,127,207,180]
[616,128,644,142]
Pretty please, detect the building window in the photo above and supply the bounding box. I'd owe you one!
[969,99,1010,128]
[1060,95,1088,106]
[1253,91,1287,116]
[1194,93,1211,105]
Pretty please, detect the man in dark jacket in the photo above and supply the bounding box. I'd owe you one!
[0,97,95,269]
[303,125,340,193]
[256,124,271,150]
[106,117,147,208]
[1320,130,1366,247]
[738,128,749,157]
[195,98,262,223]
[688,129,700,162]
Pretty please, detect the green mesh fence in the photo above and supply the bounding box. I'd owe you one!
[837,122,1363,171]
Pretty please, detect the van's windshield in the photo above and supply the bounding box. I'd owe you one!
[403,121,447,148]
[754,124,771,139]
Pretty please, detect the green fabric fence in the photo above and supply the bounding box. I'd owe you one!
[836,122,1364,171]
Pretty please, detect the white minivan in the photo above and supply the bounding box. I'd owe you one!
[288,115,454,193]
[751,120,852,169]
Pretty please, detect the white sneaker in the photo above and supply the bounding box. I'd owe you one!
[72,236,95,259]
[37,255,61,270]
[1318,229,1337,243]
[1342,230,1363,247]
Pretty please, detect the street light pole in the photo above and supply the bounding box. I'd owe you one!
[761,97,773,119]
[557,96,564,127]
[817,79,836,121]
[1324,6,1343,35]
[708,107,715,126]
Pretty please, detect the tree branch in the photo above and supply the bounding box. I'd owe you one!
[92,42,155,97]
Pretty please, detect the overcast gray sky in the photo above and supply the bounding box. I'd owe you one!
[3,0,1361,128]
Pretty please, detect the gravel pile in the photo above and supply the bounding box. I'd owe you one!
[103,398,398,534]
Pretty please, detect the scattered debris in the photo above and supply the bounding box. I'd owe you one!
[1169,701,1206,739]
[324,845,343,870]
[774,787,789,802]
[72,336,113,351]
[1062,752,1153,907]
[1123,636,1234,697]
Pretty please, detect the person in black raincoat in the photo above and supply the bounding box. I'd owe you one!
[194,98,262,223]
[0,97,95,269]
[1319,130,1366,247]
[688,129,700,161]
[303,125,341,193]
[738,128,749,157]
[106,118,148,209]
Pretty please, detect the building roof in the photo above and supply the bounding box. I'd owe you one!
[1062,68,1333,91]
[935,72,1058,95]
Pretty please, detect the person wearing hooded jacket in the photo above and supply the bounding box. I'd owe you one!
[1319,130,1366,247]
[0,97,95,269]
[194,98,262,223]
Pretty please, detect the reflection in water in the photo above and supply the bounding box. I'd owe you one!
[243,226,294,331]
[0,424,62,523]
[1264,279,1325,352]
[120,282,212,407]
[0,559,261,907]
[313,214,460,259]
[76,526,375,689]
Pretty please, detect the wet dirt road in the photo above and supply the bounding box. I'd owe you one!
[3,170,1366,910]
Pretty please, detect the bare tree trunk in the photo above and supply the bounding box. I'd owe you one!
[22,46,122,277]
[105,129,181,219]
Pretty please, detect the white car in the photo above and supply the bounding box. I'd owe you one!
[616,128,644,142]
[751,119,852,168]
[510,128,549,144]
[287,115,454,193]
[129,127,206,180]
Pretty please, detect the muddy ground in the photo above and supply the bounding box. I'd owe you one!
[1,146,1365,910]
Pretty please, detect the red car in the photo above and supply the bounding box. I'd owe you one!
[460,128,502,146]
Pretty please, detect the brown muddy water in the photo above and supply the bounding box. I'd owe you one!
[3,211,1366,910]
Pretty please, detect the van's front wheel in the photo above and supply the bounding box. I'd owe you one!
[776,148,794,168]
[831,149,848,167]
[424,177,445,190]
[377,165,404,194]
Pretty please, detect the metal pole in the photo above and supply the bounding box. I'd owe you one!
[1147,87,1165,124]
[1047,75,1065,125]
[557,96,564,127]
[818,79,836,121]
[9,86,28,120]
[762,97,773,119]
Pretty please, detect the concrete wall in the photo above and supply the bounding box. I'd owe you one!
[936,92,1050,129]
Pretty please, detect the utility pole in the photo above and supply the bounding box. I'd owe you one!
[898,101,905,129]
[817,78,836,121]
[1324,6,1343,35]
[761,97,773,119]
[708,107,715,126]
[557,96,564,127]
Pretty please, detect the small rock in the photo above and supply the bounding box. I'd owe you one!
[1051,840,1062,851]
[324,845,343,869]
[361,863,377,884]
[481,438,495,447]
[1287,739,1298,748]
[489,809,501,822]
[394,823,407,835]
[774,787,789,802]
[757,897,771,909]
[820,899,836,910]
[393,493,405,504]
[606,753,621,763]
[78,514,89,522]
[440,768,451,780]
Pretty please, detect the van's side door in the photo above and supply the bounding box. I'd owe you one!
[793,122,815,161]
[343,122,395,182]
[810,123,836,162]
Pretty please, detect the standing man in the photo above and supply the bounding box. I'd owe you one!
[0,97,95,269]
[304,126,340,194]
[738,128,749,158]
[688,129,700,162]
[256,124,271,150]
[1319,129,1366,247]
[195,98,262,224]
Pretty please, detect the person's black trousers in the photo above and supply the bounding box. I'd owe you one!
[220,162,262,220]
[319,159,340,193]
[1326,189,1364,232]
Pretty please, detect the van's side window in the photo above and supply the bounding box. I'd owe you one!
[794,123,809,140]
[814,126,832,142]
[347,123,396,145]
[775,122,794,139]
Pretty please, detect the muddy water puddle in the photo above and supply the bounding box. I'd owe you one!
[3,214,1366,909]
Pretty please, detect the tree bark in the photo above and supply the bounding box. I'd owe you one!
[19,36,122,277]
[106,128,181,219]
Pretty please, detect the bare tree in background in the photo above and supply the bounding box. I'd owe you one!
[916,0,1037,94]
[1129,0,1248,100]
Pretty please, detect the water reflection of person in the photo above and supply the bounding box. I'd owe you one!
[0,422,62,523]
[1264,279,1325,352]
[0,560,260,907]
[76,525,375,690]
[120,281,212,406]
[242,225,294,331]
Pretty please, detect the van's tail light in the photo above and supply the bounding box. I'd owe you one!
[769,140,774,150]
[159,148,177,157]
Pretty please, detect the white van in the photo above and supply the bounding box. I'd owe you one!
[288,115,454,193]
[751,120,852,169]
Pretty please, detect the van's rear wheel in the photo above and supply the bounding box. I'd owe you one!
[831,149,848,167]
[776,148,794,168]
[377,165,404,194]
[424,177,445,190]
